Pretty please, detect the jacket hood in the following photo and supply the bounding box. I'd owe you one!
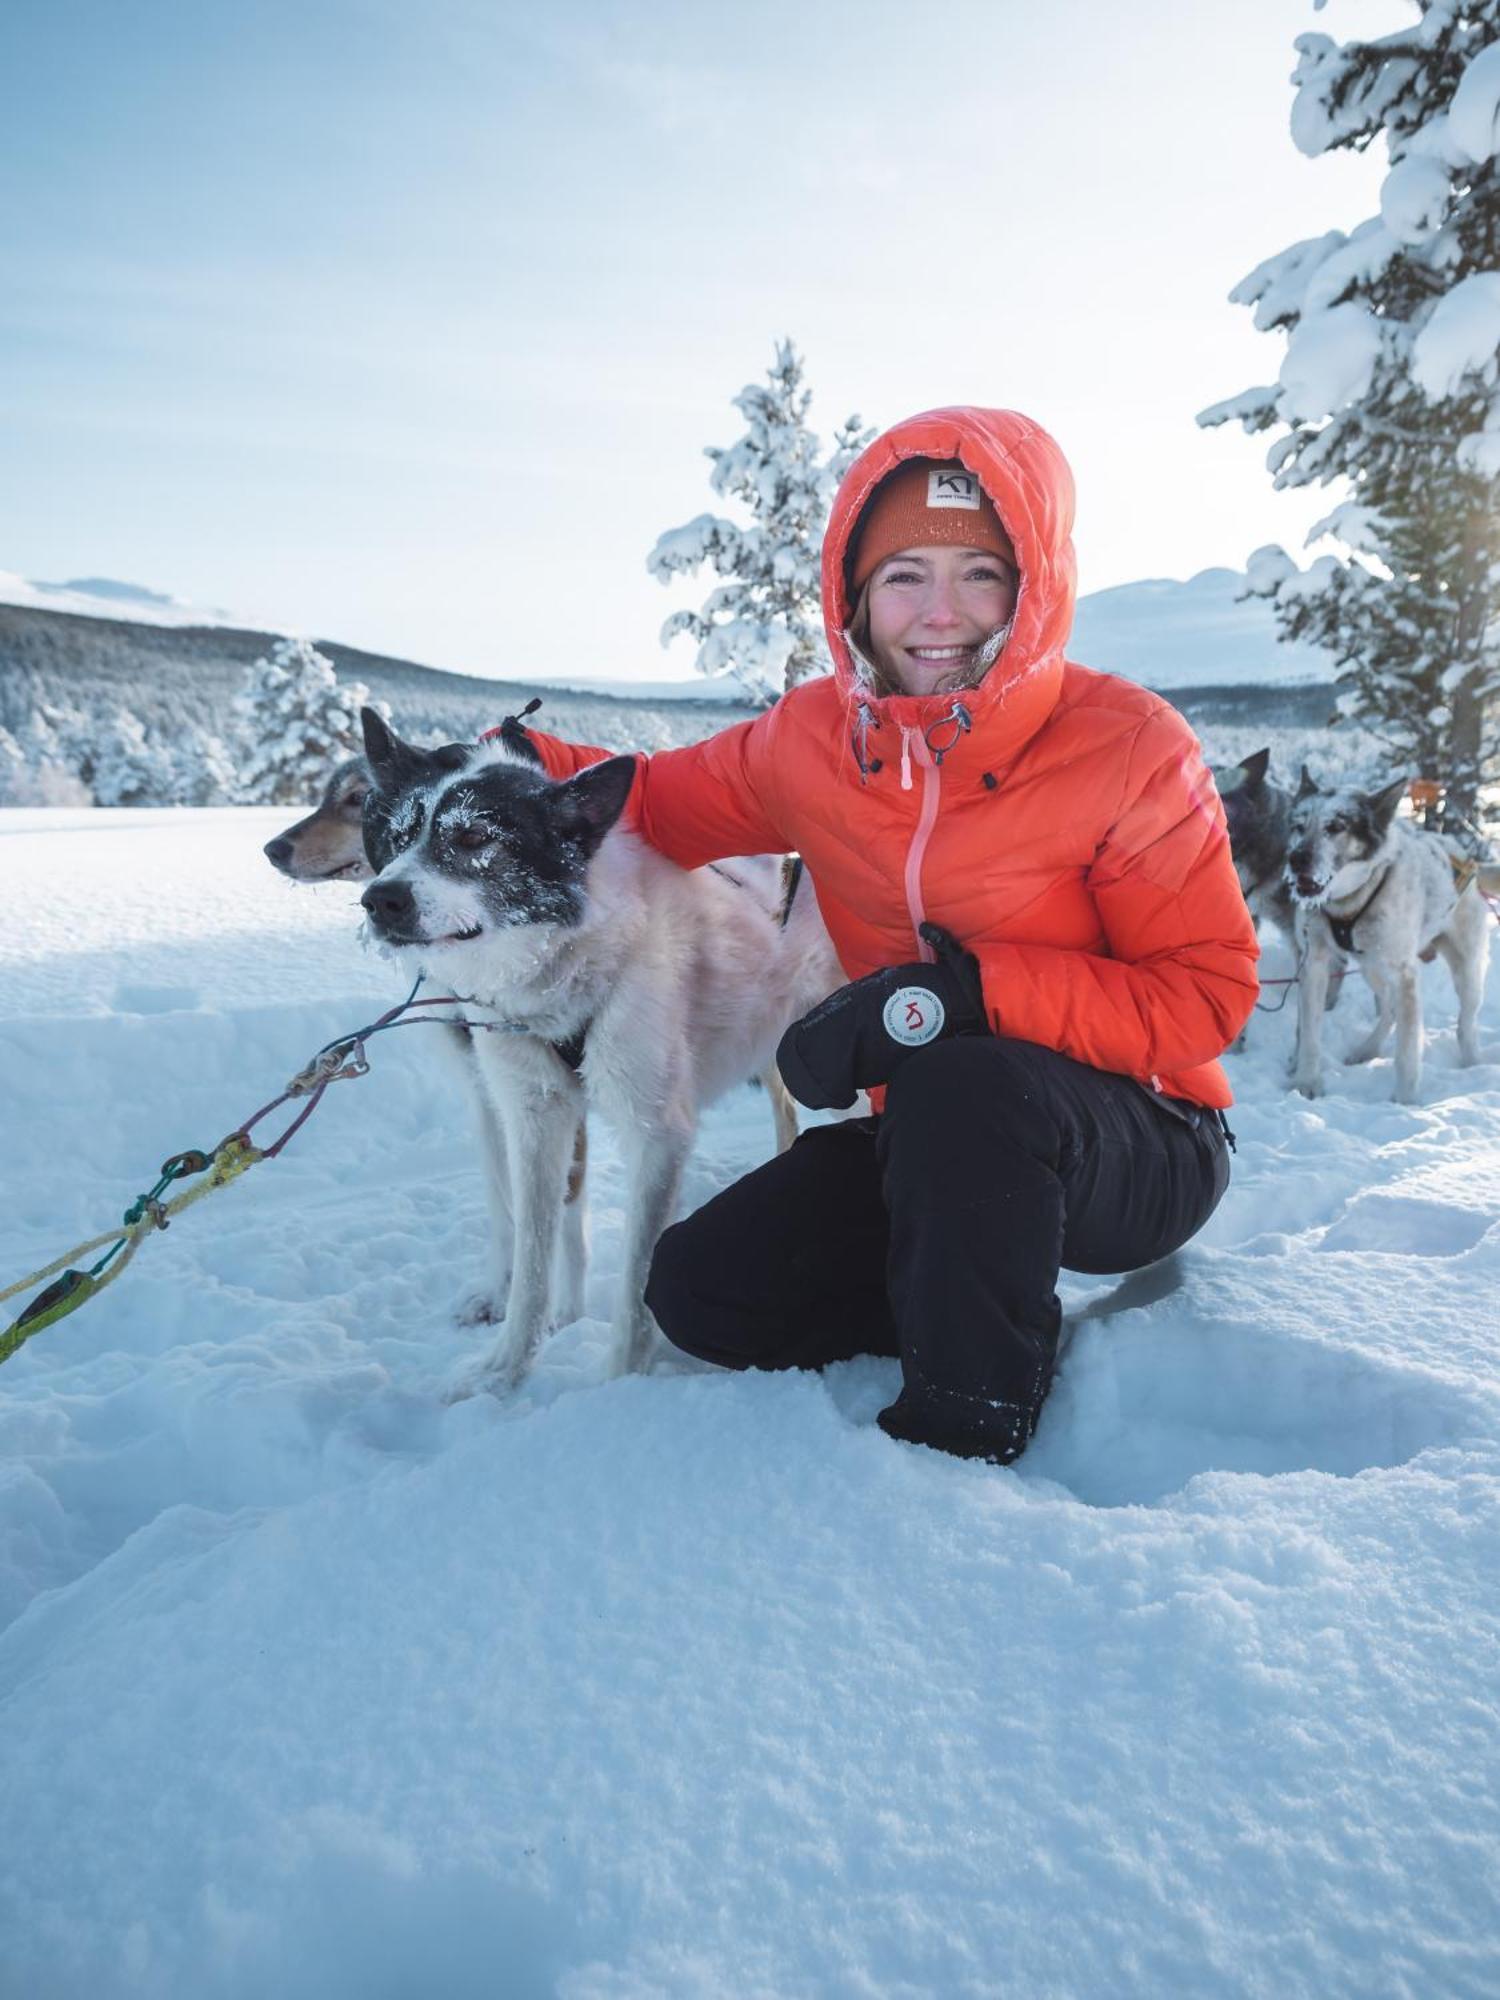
[822,407,1078,739]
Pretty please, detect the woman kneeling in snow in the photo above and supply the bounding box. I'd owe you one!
[525,407,1259,1465]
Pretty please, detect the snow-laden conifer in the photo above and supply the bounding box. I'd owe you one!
[87,710,179,808]
[648,341,872,703]
[1199,3,1500,832]
[7,704,98,806]
[234,637,377,806]
[167,724,239,807]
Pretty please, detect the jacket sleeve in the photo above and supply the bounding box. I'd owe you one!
[517,714,791,865]
[974,712,1259,1079]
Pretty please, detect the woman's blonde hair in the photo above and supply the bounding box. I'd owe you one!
[845,582,900,697]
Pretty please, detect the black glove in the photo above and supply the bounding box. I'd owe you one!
[776,923,988,1111]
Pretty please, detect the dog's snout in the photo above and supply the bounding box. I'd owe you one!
[361,878,415,928]
[264,836,294,871]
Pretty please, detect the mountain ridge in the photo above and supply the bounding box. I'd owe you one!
[0,564,1334,700]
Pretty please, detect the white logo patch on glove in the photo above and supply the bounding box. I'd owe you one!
[882,985,945,1048]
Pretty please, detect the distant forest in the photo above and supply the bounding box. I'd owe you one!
[0,599,1339,809]
[0,603,761,757]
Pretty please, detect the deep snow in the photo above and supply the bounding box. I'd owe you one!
[2,808,1499,1999]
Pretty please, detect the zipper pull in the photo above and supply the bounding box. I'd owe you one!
[900,728,914,791]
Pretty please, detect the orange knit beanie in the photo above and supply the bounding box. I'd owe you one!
[848,460,1015,593]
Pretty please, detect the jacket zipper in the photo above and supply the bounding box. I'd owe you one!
[901,727,941,962]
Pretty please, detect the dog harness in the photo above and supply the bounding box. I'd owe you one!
[1325,865,1392,954]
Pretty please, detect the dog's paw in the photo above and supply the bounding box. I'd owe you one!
[442,1350,521,1404]
[454,1289,504,1328]
[1293,1074,1324,1100]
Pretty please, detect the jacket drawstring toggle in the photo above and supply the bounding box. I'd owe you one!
[925,700,973,768]
[900,728,914,791]
[851,701,881,785]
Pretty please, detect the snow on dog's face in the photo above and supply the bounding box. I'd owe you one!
[357,709,636,955]
[1284,769,1407,905]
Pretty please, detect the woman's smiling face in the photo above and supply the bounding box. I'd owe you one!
[865,544,1019,696]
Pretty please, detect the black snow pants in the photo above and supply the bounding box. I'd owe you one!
[645,1034,1232,1463]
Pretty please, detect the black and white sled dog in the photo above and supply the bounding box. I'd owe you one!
[262,728,814,1351]
[1285,769,1491,1103]
[262,740,593,1332]
[358,709,841,1394]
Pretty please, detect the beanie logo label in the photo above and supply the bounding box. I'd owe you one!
[927,469,981,511]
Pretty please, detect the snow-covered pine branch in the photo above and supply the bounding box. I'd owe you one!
[1199,1,1500,832]
[648,340,874,704]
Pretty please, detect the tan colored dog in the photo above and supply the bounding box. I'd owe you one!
[263,756,374,882]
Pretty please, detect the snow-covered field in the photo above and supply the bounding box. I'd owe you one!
[3,808,1499,2000]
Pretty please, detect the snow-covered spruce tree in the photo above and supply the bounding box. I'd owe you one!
[1199,7,1500,832]
[87,710,178,808]
[0,725,26,805]
[0,708,92,805]
[648,341,873,703]
[234,637,375,806]
[166,724,239,807]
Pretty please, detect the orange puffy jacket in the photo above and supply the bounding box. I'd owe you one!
[518,407,1259,1110]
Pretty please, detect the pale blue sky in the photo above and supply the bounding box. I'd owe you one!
[3,0,1402,680]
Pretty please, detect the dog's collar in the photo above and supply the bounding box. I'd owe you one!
[444,990,591,1074]
[1325,864,1392,954]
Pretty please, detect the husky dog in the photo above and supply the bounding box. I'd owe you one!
[263,756,375,882]
[1213,747,1295,936]
[1286,770,1490,1102]
[358,710,840,1391]
[262,741,580,1327]
[261,729,808,1340]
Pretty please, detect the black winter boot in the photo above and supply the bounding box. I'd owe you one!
[876,1384,1038,1466]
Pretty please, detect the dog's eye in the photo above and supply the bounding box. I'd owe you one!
[454,823,495,850]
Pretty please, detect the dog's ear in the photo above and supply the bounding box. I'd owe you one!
[361,707,411,788]
[1241,747,1272,790]
[361,710,467,794]
[1366,773,1408,833]
[550,755,638,853]
[1295,764,1320,801]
